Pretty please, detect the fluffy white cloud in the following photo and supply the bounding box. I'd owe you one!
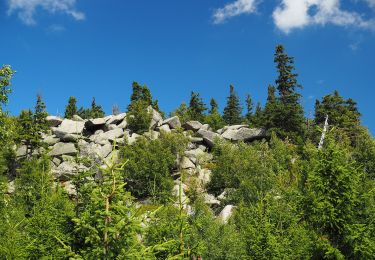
[213,0,259,24]
[273,0,372,33]
[7,0,85,25]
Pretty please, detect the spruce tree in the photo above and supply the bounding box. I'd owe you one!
[223,85,242,125]
[314,90,361,144]
[171,102,190,124]
[188,92,207,122]
[205,98,225,130]
[252,102,263,127]
[64,96,78,119]
[209,98,219,114]
[245,94,253,124]
[17,110,37,156]
[128,82,159,111]
[34,94,48,137]
[0,65,14,106]
[272,45,305,142]
[90,97,105,118]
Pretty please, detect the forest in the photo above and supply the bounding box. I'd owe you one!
[0,45,374,259]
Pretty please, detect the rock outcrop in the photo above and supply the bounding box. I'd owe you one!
[15,110,267,223]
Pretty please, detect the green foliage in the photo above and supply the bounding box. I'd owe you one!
[266,45,306,143]
[204,98,225,131]
[2,156,75,259]
[223,85,242,125]
[245,93,253,125]
[120,132,187,202]
[0,65,14,106]
[127,100,152,134]
[128,81,159,111]
[303,132,375,258]
[89,97,105,118]
[171,102,190,124]
[64,96,78,119]
[77,97,106,119]
[72,156,146,259]
[314,90,361,144]
[188,91,207,122]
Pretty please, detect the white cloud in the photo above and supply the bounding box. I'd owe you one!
[7,0,85,25]
[213,0,259,24]
[272,0,373,33]
[365,0,375,9]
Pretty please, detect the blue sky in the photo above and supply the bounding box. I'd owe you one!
[0,0,374,132]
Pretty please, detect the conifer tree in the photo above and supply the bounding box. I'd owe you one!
[304,133,375,258]
[188,92,207,122]
[252,102,263,127]
[223,85,242,125]
[90,97,105,118]
[64,96,78,119]
[128,82,159,111]
[17,110,37,156]
[0,65,14,107]
[34,94,48,137]
[72,157,147,258]
[205,98,225,130]
[171,102,190,124]
[245,94,253,124]
[314,90,361,143]
[271,45,305,142]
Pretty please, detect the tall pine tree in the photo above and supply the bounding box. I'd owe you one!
[223,85,242,125]
[188,92,207,122]
[272,45,305,142]
[64,96,78,119]
[90,97,105,118]
[205,98,225,130]
[245,94,253,125]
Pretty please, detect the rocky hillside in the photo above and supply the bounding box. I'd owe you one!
[15,107,266,221]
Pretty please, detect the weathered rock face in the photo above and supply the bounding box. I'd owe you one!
[52,119,85,137]
[148,106,163,130]
[183,121,202,132]
[85,118,106,131]
[162,116,181,129]
[196,129,222,148]
[221,127,267,142]
[49,142,77,157]
[46,116,63,127]
[218,205,235,224]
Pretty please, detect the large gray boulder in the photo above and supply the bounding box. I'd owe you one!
[49,142,77,156]
[106,113,126,125]
[183,121,202,132]
[52,119,85,137]
[53,161,87,181]
[196,129,222,148]
[221,128,266,142]
[46,116,63,127]
[91,128,124,145]
[43,135,60,145]
[85,118,106,131]
[162,116,181,129]
[180,156,195,169]
[148,106,163,129]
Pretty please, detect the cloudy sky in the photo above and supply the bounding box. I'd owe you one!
[1,0,374,132]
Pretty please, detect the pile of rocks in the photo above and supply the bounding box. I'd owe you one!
[15,108,266,221]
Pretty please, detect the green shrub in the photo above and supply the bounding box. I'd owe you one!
[127,100,152,134]
[120,132,187,203]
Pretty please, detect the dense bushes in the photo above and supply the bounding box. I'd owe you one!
[120,131,188,202]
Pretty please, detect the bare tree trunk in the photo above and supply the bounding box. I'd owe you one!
[318,115,329,150]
